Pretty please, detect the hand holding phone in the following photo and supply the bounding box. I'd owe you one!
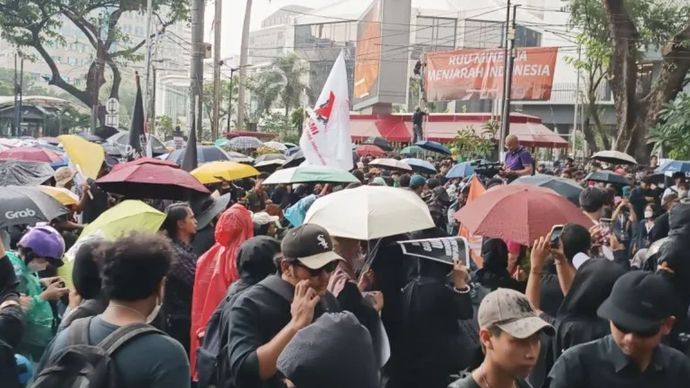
[549,225,564,249]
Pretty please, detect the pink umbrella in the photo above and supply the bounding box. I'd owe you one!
[454,184,594,246]
[97,158,209,200]
[0,147,62,163]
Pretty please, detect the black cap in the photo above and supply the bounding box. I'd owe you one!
[597,271,677,332]
[281,224,343,269]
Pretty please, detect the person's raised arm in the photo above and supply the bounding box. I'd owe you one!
[526,236,549,312]
[551,246,576,296]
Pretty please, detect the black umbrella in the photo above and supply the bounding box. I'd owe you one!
[364,136,393,151]
[283,150,305,168]
[585,171,631,186]
[511,174,583,206]
[0,186,69,228]
[76,131,105,143]
[0,160,55,186]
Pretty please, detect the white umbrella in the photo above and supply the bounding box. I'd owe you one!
[368,158,413,173]
[304,185,434,240]
[263,141,288,152]
[592,150,637,165]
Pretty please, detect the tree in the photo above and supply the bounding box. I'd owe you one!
[0,0,189,124]
[156,114,173,138]
[648,93,690,159]
[203,76,238,132]
[451,120,497,160]
[570,0,690,161]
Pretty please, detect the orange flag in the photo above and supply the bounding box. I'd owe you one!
[459,175,486,268]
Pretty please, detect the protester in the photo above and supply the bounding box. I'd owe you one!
[277,312,378,388]
[0,238,24,384]
[546,271,690,387]
[411,107,427,143]
[81,162,111,224]
[252,211,280,237]
[160,202,198,355]
[58,240,109,330]
[190,203,253,377]
[631,202,662,253]
[246,173,270,212]
[472,238,524,295]
[7,225,67,361]
[191,193,231,256]
[408,174,426,196]
[35,233,191,387]
[501,134,534,181]
[662,171,687,202]
[448,288,554,388]
[225,223,342,388]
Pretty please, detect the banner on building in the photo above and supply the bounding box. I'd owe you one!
[397,237,470,266]
[424,47,559,102]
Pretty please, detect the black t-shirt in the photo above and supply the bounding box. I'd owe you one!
[449,372,532,388]
[82,180,109,224]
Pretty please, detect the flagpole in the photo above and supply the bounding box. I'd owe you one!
[144,0,153,127]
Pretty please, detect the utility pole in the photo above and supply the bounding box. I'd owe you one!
[144,0,153,132]
[227,66,238,133]
[237,0,253,131]
[499,2,518,156]
[572,43,582,157]
[211,0,222,140]
[13,53,24,137]
[189,0,205,135]
[91,14,104,135]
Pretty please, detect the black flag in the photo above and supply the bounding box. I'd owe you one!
[128,72,145,159]
[181,107,198,171]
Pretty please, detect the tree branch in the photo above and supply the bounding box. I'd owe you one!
[59,7,98,48]
[109,15,175,58]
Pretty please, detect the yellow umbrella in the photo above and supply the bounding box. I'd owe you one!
[38,185,79,206]
[191,161,259,184]
[58,135,105,180]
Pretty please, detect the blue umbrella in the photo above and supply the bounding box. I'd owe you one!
[401,158,437,174]
[656,160,690,173]
[415,140,450,155]
[165,146,230,166]
[50,154,69,169]
[446,162,475,179]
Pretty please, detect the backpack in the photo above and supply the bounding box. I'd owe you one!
[32,317,162,388]
[0,339,20,388]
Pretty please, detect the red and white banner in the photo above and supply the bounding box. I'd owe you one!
[425,47,559,101]
[300,51,354,171]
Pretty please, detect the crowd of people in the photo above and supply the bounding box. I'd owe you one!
[2,138,690,388]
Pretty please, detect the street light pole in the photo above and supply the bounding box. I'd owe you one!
[226,67,238,134]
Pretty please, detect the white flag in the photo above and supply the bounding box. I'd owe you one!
[300,51,353,171]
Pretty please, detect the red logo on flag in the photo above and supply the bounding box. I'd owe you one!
[314,91,335,124]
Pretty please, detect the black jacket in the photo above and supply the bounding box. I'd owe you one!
[226,275,340,388]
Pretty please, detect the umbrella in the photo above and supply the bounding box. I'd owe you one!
[356,145,386,158]
[50,154,69,169]
[96,158,210,200]
[263,165,359,185]
[511,174,583,206]
[58,135,105,180]
[254,159,286,172]
[228,136,263,150]
[255,153,287,163]
[226,151,254,164]
[0,160,55,186]
[401,158,437,174]
[76,131,105,143]
[400,145,424,156]
[283,150,306,168]
[107,130,168,156]
[585,171,631,186]
[215,138,231,147]
[0,185,69,228]
[263,141,288,152]
[304,185,434,240]
[165,146,230,166]
[0,147,62,163]
[656,160,690,173]
[416,140,451,155]
[191,161,260,184]
[285,147,301,157]
[446,161,476,179]
[592,150,637,165]
[363,136,393,151]
[38,137,60,145]
[454,185,594,246]
[60,200,168,286]
[38,185,80,206]
[368,158,413,173]
[284,142,298,149]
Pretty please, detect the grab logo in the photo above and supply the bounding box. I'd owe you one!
[5,209,36,219]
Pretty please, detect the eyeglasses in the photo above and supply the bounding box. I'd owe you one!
[613,322,661,338]
[294,261,338,277]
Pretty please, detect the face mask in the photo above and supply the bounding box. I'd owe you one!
[146,297,162,324]
[27,260,48,273]
[645,211,654,219]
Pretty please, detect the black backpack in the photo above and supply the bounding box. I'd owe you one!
[0,339,20,388]
[32,317,162,388]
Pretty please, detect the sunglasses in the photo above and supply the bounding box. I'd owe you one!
[613,322,661,338]
[295,261,339,277]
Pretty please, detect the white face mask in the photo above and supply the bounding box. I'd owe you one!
[27,260,48,273]
[645,210,654,219]
[146,297,162,324]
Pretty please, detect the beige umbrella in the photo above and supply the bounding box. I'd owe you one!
[368,158,413,173]
[592,150,637,165]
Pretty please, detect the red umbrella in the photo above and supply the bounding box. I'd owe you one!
[356,144,386,157]
[0,147,62,163]
[96,158,209,200]
[454,185,594,246]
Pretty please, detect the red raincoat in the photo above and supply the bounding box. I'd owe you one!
[189,204,253,378]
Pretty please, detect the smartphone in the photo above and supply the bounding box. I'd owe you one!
[549,225,564,248]
[599,217,613,232]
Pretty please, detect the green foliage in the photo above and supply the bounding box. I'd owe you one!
[248,53,309,123]
[290,107,304,132]
[451,121,496,160]
[203,76,238,129]
[648,93,690,159]
[156,114,173,138]
[259,112,291,134]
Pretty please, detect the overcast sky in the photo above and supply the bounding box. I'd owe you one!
[211,0,332,58]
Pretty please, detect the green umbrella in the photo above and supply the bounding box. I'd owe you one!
[263,165,359,185]
[400,145,424,156]
[215,138,230,147]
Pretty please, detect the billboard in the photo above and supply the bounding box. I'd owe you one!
[353,0,411,110]
[424,47,559,101]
